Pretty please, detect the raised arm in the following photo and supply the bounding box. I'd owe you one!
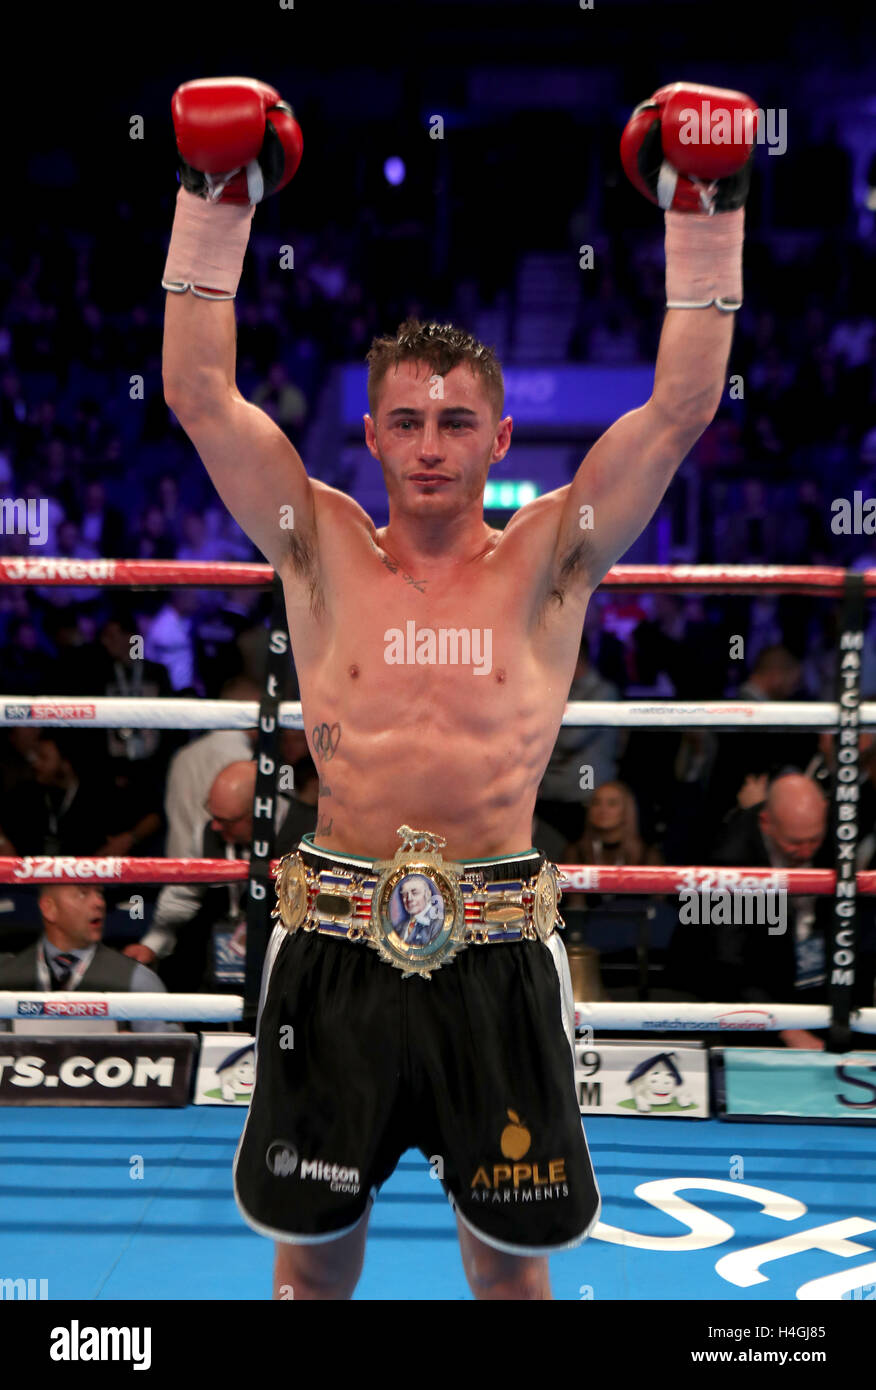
[556,303,733,587]
[160,77,313,578]
[163,292,315,576]
[529,82,758,600]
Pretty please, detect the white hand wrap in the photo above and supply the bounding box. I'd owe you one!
[665,207,745,313]
[162,185,256,301]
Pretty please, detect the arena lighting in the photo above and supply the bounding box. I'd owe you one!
[383,156,406,186]
[484,480,539,509]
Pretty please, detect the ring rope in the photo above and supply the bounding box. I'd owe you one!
[1,856,874,892]
[2,696,874,730]
[2,556,876,594]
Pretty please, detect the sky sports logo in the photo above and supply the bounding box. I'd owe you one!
[4,703,96,721]
[17,1000,110,1017]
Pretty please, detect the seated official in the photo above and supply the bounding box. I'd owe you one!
[125,760,289,992]
[669,773,843,1050]
[0,884,175,1033]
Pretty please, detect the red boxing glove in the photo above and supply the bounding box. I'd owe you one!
[172,76,303,205]
[621,82,758,215]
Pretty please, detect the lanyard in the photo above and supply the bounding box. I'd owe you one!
[227,841,247,922]
[36,941,97,993]
[45,782,77,840]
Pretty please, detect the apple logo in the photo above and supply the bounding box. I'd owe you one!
[500,1109,531,1160]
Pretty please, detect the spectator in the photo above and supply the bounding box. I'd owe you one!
[0,618,55,695]
[177,511,226,563]
[0,885,175,1033]
[144,591,200,691]
[162,676,259,859]
[75,478,127,556]
[251,362,308,432]
[709,645,815,823]
[710,774,844,1043]
[35,519,101,609]
[61,608,174,855]
[9,731,113,856]
[125,761,289,992]
[563,781,662,873]
[537,634,621,845]
[133,505,176,561]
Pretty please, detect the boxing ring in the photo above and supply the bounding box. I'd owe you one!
[1,556,876,1301]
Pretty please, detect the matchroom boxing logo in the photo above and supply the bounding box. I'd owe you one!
[469,1109,569,1205]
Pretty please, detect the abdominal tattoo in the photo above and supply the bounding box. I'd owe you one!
[370,536,426,593]
[312,722,341,760]
[312,721,339,824]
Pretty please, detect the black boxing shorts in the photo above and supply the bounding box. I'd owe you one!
[233,846,601,1256]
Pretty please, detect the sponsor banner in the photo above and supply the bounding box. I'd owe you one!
[12,857,124,882]
[0,1034,196,1106]
[574,1040,709,1117]
[720,1048,876,1123]
[193,1032,255,1105]
[3,704,96,722]
[0,558,117,582]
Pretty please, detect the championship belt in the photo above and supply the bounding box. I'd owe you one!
[369,826,465,979]
[273,825,562,979]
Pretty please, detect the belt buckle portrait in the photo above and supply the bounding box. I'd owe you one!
[273,851,310,933]
[369,825,465,978]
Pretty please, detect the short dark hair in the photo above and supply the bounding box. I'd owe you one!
[365,318,504,420]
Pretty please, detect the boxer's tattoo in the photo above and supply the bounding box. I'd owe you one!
[370,536,427,593]
[316,815,333,838]
[312,722,341,761]
[320,784,332,797]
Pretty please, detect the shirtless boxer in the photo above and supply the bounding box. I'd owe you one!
[161,77,756,1299]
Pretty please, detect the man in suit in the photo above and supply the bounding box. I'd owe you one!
[394,875,444,947]
[709,774,832,1048]
[0,883,172,1032]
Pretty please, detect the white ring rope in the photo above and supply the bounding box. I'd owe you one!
[574,1002,876,1033]
[0,991,243,1021]
[1,697,874,730]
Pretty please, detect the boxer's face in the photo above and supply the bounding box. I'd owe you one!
[363,362,511,521]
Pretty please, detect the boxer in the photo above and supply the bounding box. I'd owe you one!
[161,77,756,1299]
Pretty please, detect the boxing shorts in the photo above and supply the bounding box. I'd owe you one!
[233,830,601,1255]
